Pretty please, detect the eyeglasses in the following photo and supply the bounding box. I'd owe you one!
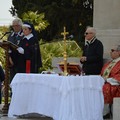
[84,32,93,35]
[111,49,117,52]
[12,25,20,27]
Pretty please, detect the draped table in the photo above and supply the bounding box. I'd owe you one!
[8,73,104,120]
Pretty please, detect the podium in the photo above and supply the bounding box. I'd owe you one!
[0,40,18,114]
[58,62,82,75]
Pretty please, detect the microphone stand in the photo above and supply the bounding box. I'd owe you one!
[0,33,7,40]
[0,32,11,40]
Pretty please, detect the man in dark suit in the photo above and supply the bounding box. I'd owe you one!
[80,26,104,75]
[8,18,24,82]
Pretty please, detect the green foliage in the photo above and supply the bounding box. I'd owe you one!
[0,26,10,68]
[0,48,5,67]
[39,40,82,72]
[10,0,93,42]
[22,11,49,32]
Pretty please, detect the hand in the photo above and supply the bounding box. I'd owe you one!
[17,47,24,54]
[80,56,87,62]
[8,49,12,53]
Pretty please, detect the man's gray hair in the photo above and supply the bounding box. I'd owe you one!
[86,26,96,35]
[12,18,23,26]
[117,45,120,51]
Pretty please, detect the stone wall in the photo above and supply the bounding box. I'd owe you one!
[93,0,120,59]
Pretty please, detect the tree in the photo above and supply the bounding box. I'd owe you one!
[22,11,49,32]
[10,0,93,43]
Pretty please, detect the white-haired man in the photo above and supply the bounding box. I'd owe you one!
[80,26,104,75]
[8,18,24,82]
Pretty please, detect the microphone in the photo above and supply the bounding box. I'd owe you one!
[4,31,12,34]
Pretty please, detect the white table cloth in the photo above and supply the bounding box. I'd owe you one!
[8,73,104,120]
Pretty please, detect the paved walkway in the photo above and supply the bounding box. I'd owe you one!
[0,114,53,120]
[0,104,52,120]
[0,104,112,120]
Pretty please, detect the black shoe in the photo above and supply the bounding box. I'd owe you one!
[103,113,111,119]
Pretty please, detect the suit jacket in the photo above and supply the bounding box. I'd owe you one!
[81,38,104,75]
[8,31,23,66]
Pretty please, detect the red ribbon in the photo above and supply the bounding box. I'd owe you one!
[26,60,31,73]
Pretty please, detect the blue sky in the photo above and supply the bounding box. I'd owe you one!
[0,0,14,26]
